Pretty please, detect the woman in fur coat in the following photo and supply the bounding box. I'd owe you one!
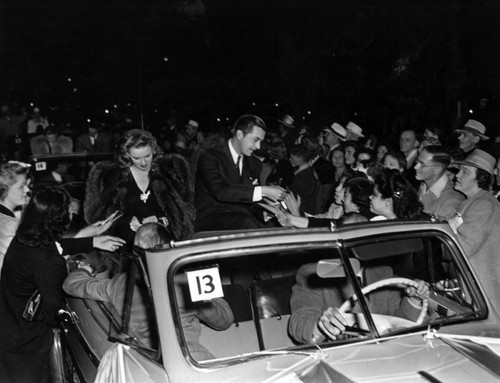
[84,129,195,245]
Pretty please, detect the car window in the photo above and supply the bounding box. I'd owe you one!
[170,232,485,364]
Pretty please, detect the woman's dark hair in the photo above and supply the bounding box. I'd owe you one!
[116,129,162,168]
[373,168,423,219]
[289,144,309,163]
[17,186,71,246]
[476,168,494,190]
[382,151,407,170]
[301,136,323,159]
[344,177,374,218]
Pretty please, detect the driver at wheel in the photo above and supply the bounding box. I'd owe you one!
[289,263,430,344]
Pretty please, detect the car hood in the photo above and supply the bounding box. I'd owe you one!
[236,332,500,382]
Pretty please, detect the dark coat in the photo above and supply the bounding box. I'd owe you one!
[195,142,265,231]
[84,154,195,241]
[75,132,114,153]
[0,237,92,382]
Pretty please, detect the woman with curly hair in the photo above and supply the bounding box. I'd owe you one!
[0,161,31,273]
[0,187,124,382]
[370,168,425,220]
[84,129,195,245]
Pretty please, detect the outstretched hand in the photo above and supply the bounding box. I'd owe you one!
[284,193,301,216]
[75,220,113,238]
[93,236,126,252]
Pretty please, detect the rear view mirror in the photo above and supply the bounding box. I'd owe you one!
[316,258,361,279]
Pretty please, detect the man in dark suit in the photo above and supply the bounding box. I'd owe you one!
[195,114,287,231]
[75,121,114,153]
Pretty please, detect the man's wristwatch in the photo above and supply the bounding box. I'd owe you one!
[77,260,95,277]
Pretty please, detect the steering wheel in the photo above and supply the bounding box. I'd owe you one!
[338,277,428,335]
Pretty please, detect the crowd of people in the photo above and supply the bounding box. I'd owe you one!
[1,103,500,380]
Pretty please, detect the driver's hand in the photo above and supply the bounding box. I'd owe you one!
[314,307,348,342]
[405,280,430,301]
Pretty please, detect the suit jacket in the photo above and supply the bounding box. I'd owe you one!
[453,190,500,317]
[75,132,114,153]
[195,142,263,220]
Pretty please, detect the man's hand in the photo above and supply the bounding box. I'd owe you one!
[92,236,126,252]
[261,185,287,202]
[405,280,431,302]
[314,307,348,342]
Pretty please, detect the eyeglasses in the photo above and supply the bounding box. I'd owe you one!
[415,160,437,169]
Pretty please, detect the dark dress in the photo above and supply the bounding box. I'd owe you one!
[114,173,164,245]
[0,237,92,383]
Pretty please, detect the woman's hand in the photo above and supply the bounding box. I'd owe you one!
[129,216,142,232]
[284,193,301,216]
[92,236,126,252]
[75,220,113,238]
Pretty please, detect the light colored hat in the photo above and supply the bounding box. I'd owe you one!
[185,120,199,129]
[346,121,364,138]
[454,149,495,175]
[33,107,41,113]
[277,114,295,129]
[323,123,347,141]
[455,119,489,140]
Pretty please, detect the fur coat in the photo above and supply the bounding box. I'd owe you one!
[84,154,195,240]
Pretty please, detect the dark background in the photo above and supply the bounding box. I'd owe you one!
[1,0,499,137]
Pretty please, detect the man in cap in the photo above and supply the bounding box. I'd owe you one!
[276,114,297,149]
[75,120,113,153]
[322,123,347,163]
[345,122,364,142]
[449,149,500,316]
[455,119,489,157]
[414,145,464,220]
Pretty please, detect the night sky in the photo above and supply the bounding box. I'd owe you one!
[1,0,499,135]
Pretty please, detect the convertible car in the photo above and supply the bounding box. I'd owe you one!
[54,219,500,382]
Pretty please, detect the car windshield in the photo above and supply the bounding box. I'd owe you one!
[170,230,485,364]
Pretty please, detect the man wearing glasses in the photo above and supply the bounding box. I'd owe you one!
[414,145,464,220]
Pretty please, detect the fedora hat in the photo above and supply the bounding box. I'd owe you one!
[346,121,364,138]
[455,119,489,140]
[185,119,199,129]
[323,123,347,141]
[454,149,495,175]
[277,114,295,129]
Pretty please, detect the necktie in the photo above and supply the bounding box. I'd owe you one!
[235,156,242,176]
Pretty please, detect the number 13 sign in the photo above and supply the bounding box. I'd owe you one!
[186,266,224,302]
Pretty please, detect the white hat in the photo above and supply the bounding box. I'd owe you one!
[323,123,347,141]
[346,121,364,138]
[455,119,489,140]
[277,114,295,129]
[185,120,199,129]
